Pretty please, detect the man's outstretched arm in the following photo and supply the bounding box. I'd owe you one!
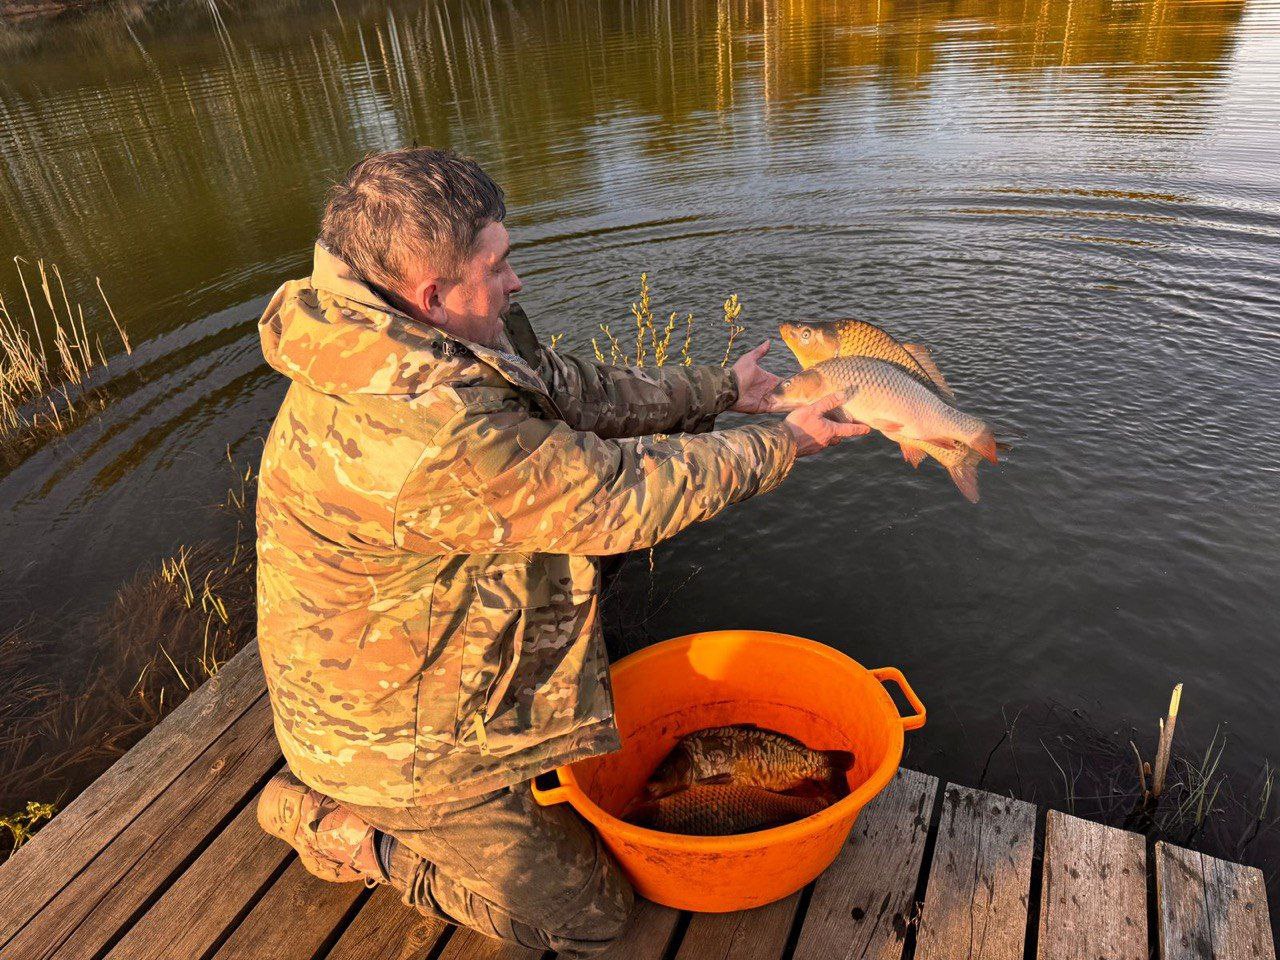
[536,340,782,439]
[394,394,795,556]
[393,385,866,558]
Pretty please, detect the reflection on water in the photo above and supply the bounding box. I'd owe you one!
[2,0,1280,886]
[0,0,1252,344]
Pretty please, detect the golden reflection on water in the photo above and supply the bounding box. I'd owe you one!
[0,0,1251,341]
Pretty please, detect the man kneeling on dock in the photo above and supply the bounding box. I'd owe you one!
[252,147,863,956]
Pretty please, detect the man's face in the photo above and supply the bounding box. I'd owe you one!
[435,221,522,348]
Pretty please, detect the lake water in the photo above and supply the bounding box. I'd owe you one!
[2,0,1279,872]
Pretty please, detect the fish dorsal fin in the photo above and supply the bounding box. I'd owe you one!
[902,343,956,401]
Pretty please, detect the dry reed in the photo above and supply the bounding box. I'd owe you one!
[0,257,131,462]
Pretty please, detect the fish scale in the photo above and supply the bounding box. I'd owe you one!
[789,357,984,441]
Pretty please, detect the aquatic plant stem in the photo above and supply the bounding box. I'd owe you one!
[1152,683,1183,799]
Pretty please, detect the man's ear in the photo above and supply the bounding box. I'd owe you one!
[406,276,447,325]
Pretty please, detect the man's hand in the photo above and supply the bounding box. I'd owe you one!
[730,341,782,414]
[784,393,871,457]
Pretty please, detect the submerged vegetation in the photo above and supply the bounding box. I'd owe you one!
[0,452,255,861]
[0,257,131,471]
[982,689,1280,872]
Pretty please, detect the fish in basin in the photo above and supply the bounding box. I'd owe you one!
[624,783,828,836]
[644,724,853,800]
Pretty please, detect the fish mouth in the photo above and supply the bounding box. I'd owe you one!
[767,384,801,412]
[778,323,801,356]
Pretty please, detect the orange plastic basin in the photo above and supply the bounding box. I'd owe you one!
[531,629,925,913]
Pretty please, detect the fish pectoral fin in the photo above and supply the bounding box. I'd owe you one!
[923,436,961,450]
[695,773,735,786]
[825,403,860,425]
[871,419,904,434]
[899,443,927,468]
[902,343,957,401]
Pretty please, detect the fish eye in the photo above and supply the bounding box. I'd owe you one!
[801,329,812,342]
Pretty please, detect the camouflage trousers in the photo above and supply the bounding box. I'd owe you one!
[346,783,635,958]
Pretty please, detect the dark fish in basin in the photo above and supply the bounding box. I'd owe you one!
[625,783,828,836]
[645,724,853,800]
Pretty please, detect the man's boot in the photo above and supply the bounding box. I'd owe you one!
[256,770,385,884]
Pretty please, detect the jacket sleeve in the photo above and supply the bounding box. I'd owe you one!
[393,393,796,557]
[536,347,739,439]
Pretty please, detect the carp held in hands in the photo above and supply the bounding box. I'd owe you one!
[774,319,1007,502]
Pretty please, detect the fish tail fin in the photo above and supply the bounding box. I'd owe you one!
[947,451,982,503]
[996,439,1013,453]
[622,799,657,826]
[970,428,998,464]
[823,749,855,772]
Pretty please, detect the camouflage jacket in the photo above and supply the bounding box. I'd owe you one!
[255,245,797,807]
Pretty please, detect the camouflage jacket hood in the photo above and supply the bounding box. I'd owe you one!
[261,244,546,399]
[255,244,797,807]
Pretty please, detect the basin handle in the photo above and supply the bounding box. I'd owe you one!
[872,667,927,731]
[530,770,572,806]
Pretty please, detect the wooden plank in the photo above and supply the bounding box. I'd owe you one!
[211,858,367,959]
[322,884,451,960]
[435,927,541,960]
[1037,810,1146,960]
[674,891,801,960]
[792,767,940,960]
[3,694,278,960]
[598,899,682,960]
[1157,841,1276,960]
[914,784,1036,960]
[101,792,291,960]
[0,644,266,949]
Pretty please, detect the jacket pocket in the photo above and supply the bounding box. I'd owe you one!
[456,556,603,757]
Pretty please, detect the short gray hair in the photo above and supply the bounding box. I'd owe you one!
[319,147,506,293]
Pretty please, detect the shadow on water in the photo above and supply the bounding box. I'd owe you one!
[2,0,1280,917]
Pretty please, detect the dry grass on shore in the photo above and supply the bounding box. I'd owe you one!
[0,257,131,471]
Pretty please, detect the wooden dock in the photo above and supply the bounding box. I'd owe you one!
[1,645,1274,960]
